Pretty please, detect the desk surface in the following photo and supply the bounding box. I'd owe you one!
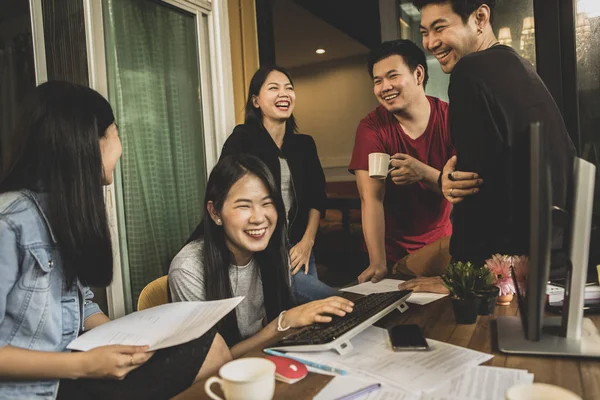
[174,297,600,399]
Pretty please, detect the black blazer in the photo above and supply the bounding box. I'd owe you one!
[220,123,327,244]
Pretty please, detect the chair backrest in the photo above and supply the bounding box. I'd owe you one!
[137,275,169,311]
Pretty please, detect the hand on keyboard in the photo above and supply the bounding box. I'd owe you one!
[276,291,411,347]
[281,296,355,328]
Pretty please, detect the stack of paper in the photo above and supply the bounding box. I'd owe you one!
[290,326,492,396]
[422,366,534,400]
[547,283,600,305]
[317,366,534,400]
[315,375,419,400]
[307,327,535,400]
[341,279,448,305]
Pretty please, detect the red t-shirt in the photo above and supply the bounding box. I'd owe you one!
[348,96,454,262]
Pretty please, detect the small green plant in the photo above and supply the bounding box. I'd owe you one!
[474,263,495,293]
[442,261,478,300]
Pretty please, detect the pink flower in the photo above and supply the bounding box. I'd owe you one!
[512,255,529,296]
[485,254,516,296]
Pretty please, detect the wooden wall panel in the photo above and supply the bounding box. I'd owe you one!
[228,0,259,125]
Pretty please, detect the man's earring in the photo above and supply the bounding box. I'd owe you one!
[216,218,222,225]
[477,26,483,34]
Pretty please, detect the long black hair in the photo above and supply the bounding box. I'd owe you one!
[0,81,115,288]
[187,154,293,345]
[244,65,298,136]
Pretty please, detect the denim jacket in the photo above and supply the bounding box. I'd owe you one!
[0,190,102,399]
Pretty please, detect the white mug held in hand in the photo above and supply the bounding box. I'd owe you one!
[205,358,276,400]
[368,152,394,179]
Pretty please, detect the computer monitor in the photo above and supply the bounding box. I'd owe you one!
[497,122,600,357]
[512,122,552,341]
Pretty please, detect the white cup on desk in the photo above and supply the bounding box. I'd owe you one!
[204,357,276,400]
[368,152,393,179]
[505,383,582,400]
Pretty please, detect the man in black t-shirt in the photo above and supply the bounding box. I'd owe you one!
[401,0,576,293]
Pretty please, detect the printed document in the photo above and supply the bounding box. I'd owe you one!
[68,297,244,351]
[315,375,420,400]
[316,366,534,400]
[289,326,492,395]
[422,366,534,400]
[341,279,447,305]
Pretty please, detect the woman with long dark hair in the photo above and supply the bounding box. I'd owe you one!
[0,81,231,399]
[220,65,334,303]
[169,154,354,353]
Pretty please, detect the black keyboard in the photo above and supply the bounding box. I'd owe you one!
[275,290,412,347]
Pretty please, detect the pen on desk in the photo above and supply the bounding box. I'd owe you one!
[263,348,347,375]
[333,383,381,400]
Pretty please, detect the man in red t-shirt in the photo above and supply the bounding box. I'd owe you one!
[349,39,469,284]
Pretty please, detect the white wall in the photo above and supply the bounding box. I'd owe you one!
[289,55,379,181]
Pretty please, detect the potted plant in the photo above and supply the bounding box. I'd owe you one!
[474,264,499,315]
[485,254,517,306]
[442,261,479,324]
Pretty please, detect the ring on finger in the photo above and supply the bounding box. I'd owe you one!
[450,188,454,196]
[448,172,457,181]
[130,355,135,366]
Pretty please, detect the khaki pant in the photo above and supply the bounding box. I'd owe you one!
[392,236,451,278]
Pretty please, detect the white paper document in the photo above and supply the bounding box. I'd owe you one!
[341,279,448,305]
[290,326,493,395]
[547,283,600,304]
[314,375,420,400]
[421,366,534,400]
[68,297,244,351]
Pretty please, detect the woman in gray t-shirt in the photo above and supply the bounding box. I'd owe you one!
[169,155,353,357]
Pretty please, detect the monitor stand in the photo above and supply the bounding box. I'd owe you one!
[498,158,599,358]
[497,316,600,357]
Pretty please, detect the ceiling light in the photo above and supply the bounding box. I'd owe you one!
[498,27,512,46]
[316,49,326,55]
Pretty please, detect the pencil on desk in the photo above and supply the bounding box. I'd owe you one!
[263,348,347,375]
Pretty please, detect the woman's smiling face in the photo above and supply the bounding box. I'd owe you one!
[252,70,296,124]
[213,173,278,265]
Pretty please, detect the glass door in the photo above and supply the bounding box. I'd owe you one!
[574,0,600,274]
[575,0,600,208]
[103,0,209,311]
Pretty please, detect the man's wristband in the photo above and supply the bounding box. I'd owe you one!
[437,171,443,190]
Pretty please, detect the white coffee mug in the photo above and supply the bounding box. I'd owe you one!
[505,383,582,400]
[368,152,393,179]
[204,357,276,400]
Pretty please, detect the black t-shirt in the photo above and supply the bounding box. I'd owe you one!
[448,45,576,265]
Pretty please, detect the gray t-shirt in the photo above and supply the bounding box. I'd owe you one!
[279,157,294,222]
[169,240,266,339]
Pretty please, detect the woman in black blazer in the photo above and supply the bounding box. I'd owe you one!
[220,65,335,303]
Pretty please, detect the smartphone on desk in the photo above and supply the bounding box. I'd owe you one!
[388,324,429,351]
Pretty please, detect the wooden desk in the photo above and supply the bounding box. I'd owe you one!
[174,298,600,399]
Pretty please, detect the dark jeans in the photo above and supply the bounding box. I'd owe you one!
[290,250,337,305]
[57,328,216,400]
